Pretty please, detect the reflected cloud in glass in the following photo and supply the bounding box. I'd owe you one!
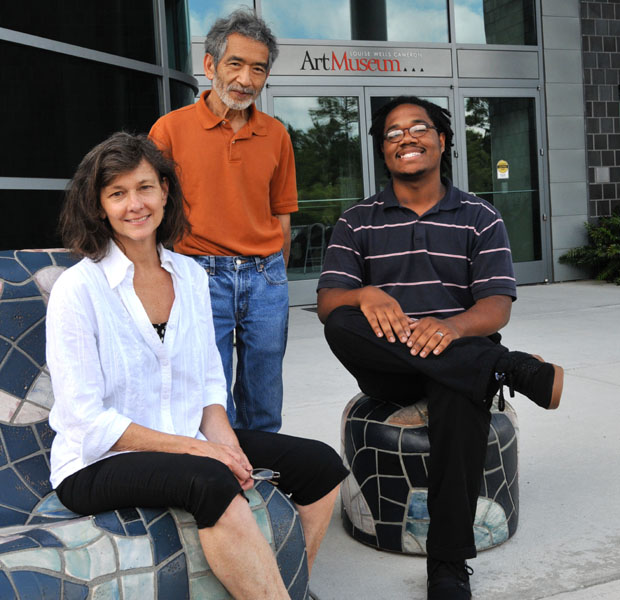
[454,0,537,45]
[189,0,252,37]
[262,0,448,43]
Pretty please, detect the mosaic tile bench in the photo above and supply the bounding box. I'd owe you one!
[0,249,309,599]
[340,393,519,555]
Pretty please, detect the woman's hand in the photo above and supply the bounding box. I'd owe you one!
[187,438,254,491]
[198,405,253,490]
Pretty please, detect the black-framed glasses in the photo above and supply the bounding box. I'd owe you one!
[250,468,280,482]
[384,123,438,143]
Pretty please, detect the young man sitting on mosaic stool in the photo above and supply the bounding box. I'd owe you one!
[316,96,563,600]
[47,132,348,600]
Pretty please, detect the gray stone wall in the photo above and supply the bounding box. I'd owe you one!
[581,0,620,217]
[542,0,589,280]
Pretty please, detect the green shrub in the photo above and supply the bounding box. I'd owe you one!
[559,211,620,284]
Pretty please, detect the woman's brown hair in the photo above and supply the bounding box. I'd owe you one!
[60,132,190,260]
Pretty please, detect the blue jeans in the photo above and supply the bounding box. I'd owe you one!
[193,252,289,432]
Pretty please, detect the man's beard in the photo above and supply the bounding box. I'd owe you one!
[392,166,427,182]
[212,73,261,110]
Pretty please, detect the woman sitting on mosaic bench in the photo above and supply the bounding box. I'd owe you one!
[46,132,348,600]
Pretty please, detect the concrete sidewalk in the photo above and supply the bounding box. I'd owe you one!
[280,281,620,600]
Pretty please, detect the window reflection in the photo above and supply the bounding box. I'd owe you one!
[188,0,252,37]
[166,0,192,73]
[0,0,157,63]
[454,0,536,45]
[464,97,541,262]
[0,41,160,179]
[0,190,64,251]
[273,97,363,280]
[261,0,448,43]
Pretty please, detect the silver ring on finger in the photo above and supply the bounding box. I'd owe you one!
[435,331,444,337]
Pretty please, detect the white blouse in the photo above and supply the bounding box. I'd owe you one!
[47,241,227,488]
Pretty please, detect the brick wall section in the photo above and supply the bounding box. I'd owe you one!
[581,0,620,217]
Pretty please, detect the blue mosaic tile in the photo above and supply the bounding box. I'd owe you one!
[287,561,309,600]
[406,519,430,539]
[118,508,141,522]
[15,251,53,273]
[125,520,147,536]
[18,321,46,367]
[63,580,89,600]
[52,252,80,269]
[157,554,189,599]
[2,424,40,462]
[138,507,167,524]
[150,513,182,565]
[267,488,295,549]
[0,252,15,258]
[0,258,30,283]
[276,534,303,589]
[408,490,430,520]
[12,571,62,598]
[0,338,10,363]
[0,298,46,341]
[30,491,80,521]
[15,455,53,497]
[93,511,125,535]
[0,468,40,515]
[342,395,519,555]
[1,281,41,300]
[0,536,39,553]
[0,349,40,398]
[35,421,55,452]
[0,507,29,528]
[0,571,16,600]
[0,441,7,468]
[24,528,63,548]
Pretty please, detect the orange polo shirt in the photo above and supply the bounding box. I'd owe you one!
[150,91,298,257]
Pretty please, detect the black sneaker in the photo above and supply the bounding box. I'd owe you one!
[495,351,563,410]
[427,558,473,600]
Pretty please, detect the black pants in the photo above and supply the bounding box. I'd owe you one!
[325,306,508,561]
[56,429,348,529]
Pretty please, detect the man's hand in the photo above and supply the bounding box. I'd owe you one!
[407,317,461,357]
[406,295,512,358]
[358,287,412,344]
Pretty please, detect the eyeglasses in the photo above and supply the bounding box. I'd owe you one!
[384,123,438,143]
[250,468,280,482]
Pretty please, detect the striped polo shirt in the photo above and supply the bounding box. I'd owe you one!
[318,179,517,319]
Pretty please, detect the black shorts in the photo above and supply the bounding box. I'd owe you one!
[55,429,348,528]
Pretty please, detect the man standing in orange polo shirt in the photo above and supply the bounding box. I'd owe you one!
[150,9,297,432]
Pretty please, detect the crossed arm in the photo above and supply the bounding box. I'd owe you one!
[317,286,512,358]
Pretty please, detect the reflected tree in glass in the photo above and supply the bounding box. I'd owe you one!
[274,96,363,279]
[464,97,541,263]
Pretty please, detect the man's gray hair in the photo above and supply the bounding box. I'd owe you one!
[204,8,279,70]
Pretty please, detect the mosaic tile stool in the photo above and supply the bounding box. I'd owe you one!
[340,393,519,555]
[0,250,309,599]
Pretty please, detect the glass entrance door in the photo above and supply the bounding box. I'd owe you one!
[267,87,369,305]
[457,90,550,283]
[266,85,550,304]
